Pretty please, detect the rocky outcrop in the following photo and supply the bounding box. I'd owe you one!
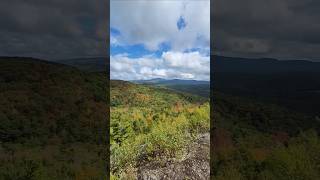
[138,133,210,180]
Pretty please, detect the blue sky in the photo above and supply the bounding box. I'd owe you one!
[110,1,210,81]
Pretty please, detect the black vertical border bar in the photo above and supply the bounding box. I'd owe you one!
[210,0,215,178]
[106,0,110,179]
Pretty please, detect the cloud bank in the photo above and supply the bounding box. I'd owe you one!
[213,0,320,61]
[0,0,108,60]
[111,51,210,81]
[110,0,210,80]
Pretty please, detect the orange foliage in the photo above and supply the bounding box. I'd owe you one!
[250,148,270,161]
[135,93,151,102]
[75,167,100,180]
[272,131,289,146]
[213,128,234,153]
[173,102,183,112]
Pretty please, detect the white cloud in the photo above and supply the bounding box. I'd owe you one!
[110,51,210,81]
[163,51,209,72]
[110,0,210,51]
[110,0,210,81]
[180,73,195,79]
[110,35,119,46]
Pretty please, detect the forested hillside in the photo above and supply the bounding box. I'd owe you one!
[212,55,320,116]
[3,56,319,179]
[212,55,320,179]
[0,57,107,179]
[57,57,107,72]
[212,91,320,179]
[110,80,209,179]
[134,78,210,98]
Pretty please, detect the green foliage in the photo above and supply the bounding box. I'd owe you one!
[0,58,107,144]
[262,130,320,179]
[0,144,106,180]
[0,58,107,179]
[212,91,320,179]
[212,131,320,179]
[213,92,320,135]
[110,80,209,178]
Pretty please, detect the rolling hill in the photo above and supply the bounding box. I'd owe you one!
[212,55,320,179]
[56,57,108,72]
[133,78,210,98]
[212,91,320,179]
[0,57,108,179]
[2,55,320,179]
[212,55,320,115]
[212,55,320,73]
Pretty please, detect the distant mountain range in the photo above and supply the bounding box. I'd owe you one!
[133,78,209,85]
[212,55,320,74]
[132,78,210,98]
[55,55,320,74]
[54,55,320,106]
[212,55,320,115]
[56,57,108,72]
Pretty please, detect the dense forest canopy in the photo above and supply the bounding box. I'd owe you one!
[0,57,108,179]
[212,55,320,179]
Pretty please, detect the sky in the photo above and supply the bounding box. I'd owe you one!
[212,0,320,61]
[110,0,210,81]
[1,0,318,66]
[0,0,107,60]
